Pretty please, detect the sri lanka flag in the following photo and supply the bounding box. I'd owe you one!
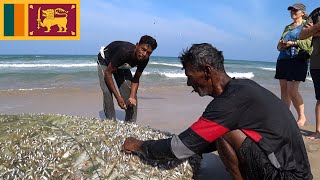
[0,0,80,40]
[3,4,25,36]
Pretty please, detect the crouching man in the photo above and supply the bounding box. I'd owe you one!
[122,43,312,179]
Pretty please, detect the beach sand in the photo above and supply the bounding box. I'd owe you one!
[0,85,319,179]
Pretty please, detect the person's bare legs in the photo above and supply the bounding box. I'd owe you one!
[279,80,291,108]
[216,130,247,180]
[287,81,306,126]
[308,100,320,140]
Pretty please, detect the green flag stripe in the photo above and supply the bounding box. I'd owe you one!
[4,4,14,36]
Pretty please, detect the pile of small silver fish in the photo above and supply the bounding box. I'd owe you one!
[0,114,201,179]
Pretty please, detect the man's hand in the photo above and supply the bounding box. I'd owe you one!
[305,21,314,28]
[300,21,320,39]
[122,137,144,153]
[311,23,320,37]
[117,97,127,109]
[127,97,137,107]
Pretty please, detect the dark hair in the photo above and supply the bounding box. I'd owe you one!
[179,43,225,72]
[139,35,158,50]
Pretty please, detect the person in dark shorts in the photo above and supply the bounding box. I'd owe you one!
[299,7,320,139]
[275,3,312,127]
[122,43,313,179]
[97,35,157,122]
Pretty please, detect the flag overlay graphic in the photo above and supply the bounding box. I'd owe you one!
[0,0,80,40]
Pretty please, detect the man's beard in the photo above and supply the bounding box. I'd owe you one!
[197,88,208,97]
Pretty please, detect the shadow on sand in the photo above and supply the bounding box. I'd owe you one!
[300,128,314,137]
[196,153,232,180]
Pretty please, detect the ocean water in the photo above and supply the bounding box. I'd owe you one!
[0,55,314,91]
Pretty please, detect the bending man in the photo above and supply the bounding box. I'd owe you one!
[97,35,157,122]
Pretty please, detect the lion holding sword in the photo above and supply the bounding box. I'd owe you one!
[37,7,68,33]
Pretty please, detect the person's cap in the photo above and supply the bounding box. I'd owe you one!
[287,3,306,11]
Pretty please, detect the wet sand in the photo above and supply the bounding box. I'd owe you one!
[0,85,319,179]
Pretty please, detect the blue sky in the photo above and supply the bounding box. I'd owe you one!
[0,0,319,61]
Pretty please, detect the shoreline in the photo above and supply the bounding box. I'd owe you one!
[0,83,317,129]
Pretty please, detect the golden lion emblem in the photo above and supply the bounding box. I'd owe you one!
[37,8,68,33]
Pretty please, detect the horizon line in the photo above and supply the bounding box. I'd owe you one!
[0,54,275,62]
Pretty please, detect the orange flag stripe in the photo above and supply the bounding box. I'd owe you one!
[14,4,24,36]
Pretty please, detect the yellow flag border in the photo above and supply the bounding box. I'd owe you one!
[0,0,80,40]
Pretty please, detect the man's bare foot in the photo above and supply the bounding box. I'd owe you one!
[307,132,320,140]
